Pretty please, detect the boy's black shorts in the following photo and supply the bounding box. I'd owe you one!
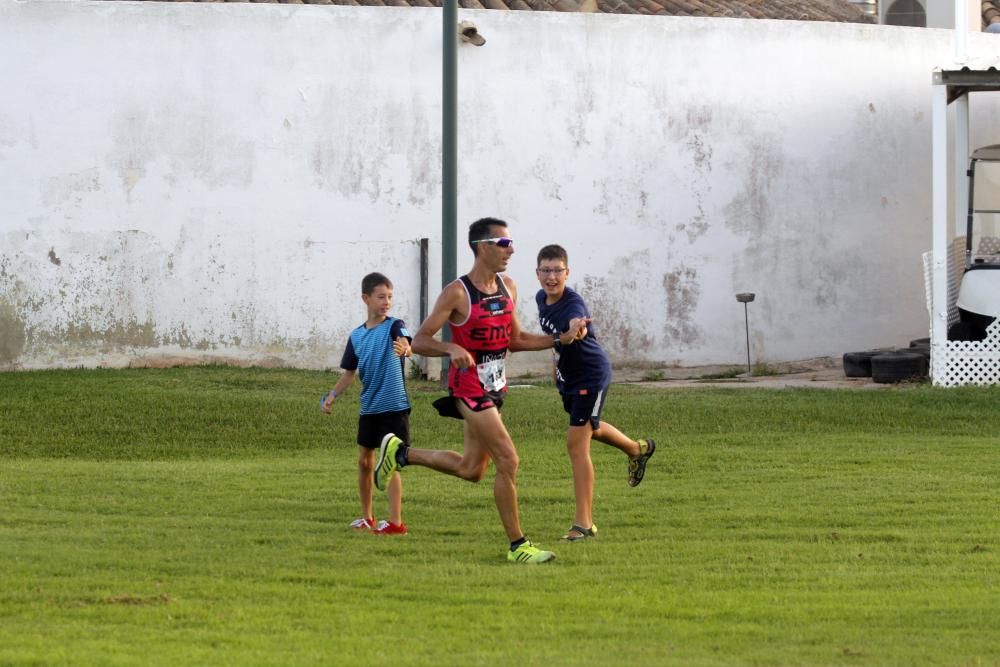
[357,409,411,449]
[562,384,609,429]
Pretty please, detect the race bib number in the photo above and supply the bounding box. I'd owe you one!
[476,351,507,392]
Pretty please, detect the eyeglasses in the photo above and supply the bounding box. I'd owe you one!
[536,268,566,276]
[471,237,514,248]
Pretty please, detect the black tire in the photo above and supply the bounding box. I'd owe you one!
[842,349,890,378]
[910,343,930,361]
[871,351,927,383]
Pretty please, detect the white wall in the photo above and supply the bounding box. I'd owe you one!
[2,1,999,371]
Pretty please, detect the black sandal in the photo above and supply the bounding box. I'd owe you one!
[562,524,597,542]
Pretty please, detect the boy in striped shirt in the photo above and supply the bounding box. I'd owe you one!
[321,272,412,535]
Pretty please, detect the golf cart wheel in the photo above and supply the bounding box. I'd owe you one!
[948,321,980,342]
[842,350,887,378]
[871,351,927,383]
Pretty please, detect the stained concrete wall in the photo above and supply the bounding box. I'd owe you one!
[2,0,998,372]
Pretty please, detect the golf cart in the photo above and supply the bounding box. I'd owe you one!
[949,144,1000,341]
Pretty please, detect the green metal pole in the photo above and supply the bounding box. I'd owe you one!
[441,0,457,384]
[442,0,457,292]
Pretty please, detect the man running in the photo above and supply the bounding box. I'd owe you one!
[373,217,586,564]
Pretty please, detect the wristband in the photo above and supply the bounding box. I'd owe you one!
[320,390,337,411]
[553,332,561,347]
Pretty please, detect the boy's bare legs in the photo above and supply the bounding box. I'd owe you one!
[404,405,523,542]
[591,421,642,458]
[593,420,655,488]
[357,446,375,521]
[386,472,403,525]
[566,422,651,538]
[566,424,596,531]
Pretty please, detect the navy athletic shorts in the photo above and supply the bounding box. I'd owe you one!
[561,384,609,429]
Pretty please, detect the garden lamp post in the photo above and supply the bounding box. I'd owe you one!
[736,293,755,376]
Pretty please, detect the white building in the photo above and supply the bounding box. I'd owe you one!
[3,0,1000,374]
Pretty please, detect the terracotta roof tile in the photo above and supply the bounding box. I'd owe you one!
[113,0,1000,28]
[985,1,1000,28]
[128,0,877,22]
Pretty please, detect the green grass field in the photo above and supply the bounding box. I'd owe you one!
[1,367,998,666]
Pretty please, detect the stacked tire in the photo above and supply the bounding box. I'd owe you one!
[842,341,928,384]
[909,337,930,359]
[870,350,927,383]
[842,349,888,378]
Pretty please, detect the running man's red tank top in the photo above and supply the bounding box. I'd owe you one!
[448,274,513,398]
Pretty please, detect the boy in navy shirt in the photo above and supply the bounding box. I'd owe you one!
[321,272,412,535]
[535,245,656,542]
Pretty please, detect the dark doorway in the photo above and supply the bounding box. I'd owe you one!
[885,0,927,27]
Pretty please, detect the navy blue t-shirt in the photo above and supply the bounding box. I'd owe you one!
[536,287,611,394]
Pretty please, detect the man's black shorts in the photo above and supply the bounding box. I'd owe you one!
[432,392,504,420]
[357,409,410,449]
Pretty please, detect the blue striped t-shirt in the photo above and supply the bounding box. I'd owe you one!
[340,317,411,415]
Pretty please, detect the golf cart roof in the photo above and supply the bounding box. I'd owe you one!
[971,145,1000,161]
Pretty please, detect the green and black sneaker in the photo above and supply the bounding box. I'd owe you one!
[374,433,402,491]
[507,541,556,564]
[627,438,656,487]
